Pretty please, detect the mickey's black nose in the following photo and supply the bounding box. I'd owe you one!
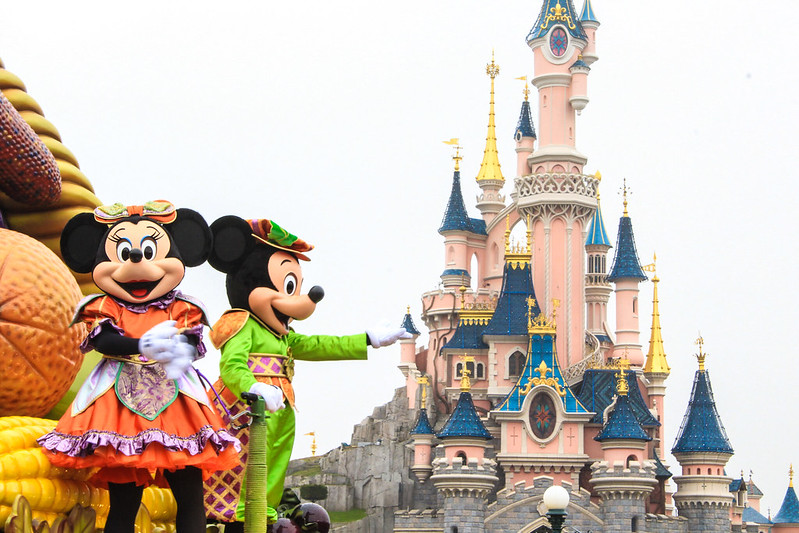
[129,249,144,263]
[308,286,324,303]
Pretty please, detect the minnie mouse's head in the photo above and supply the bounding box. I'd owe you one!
[60,200,212,304]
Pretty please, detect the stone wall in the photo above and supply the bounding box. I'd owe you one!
[644,513,688,533]
[676,504,731,533]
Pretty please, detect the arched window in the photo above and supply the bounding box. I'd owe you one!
[466,361,475,379]
[626,454,637,467]
[455,362,463,377]
[632,297,638,315]
[476,362,485,379]
[455,451,467,464]
[708,468,712,475]
[509,351,525,379]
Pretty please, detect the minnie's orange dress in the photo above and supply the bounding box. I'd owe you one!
[38,291,240,488]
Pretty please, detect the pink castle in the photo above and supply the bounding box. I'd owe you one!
[392,1,798,532]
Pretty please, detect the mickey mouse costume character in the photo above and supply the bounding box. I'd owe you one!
[204,216,409,528]
[38,201,240,533]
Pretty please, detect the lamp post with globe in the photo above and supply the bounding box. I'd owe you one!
[542,485,570,533]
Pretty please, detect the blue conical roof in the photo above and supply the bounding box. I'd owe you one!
[585,201,611,247]
[595,394,651,442]
[575,369,659,427]
[743,506,772,525]
[579,0,598,22]
[774,486,799,524]
[444,317,489,350]
[672,370,733,454]
[411,409,434,435]
[436,391,492,439]
[401,310,420,336]
[438,170,487,236]
[527,0,587,42]
[514,100,536,139]
[483,261,539,336]
[496,329,588,414]
[607,216,647,282]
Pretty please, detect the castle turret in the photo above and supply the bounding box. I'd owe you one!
[578,0,600,66]
[410,377,435,484]
[516,0,599,370]
[773,466,799,529]
[607,184,648,366]
[513,77,536,178]
[641,260,670,458]
[475,54,506,223]
[671,341,734,533]
[584,183,612,347]
[590,364,656,533]
[431,366,497,533]
[398,306,423,407]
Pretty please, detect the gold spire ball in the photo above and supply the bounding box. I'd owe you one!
[475,52,504,183]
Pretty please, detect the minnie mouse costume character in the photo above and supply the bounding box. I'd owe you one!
[38,201,240,533]
[203,216,410,528]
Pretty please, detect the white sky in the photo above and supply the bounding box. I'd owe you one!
[2,0,798,516]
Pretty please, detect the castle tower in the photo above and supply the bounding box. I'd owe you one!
[607,184,648,366]
[641,260,670,458]
[590,364,657,533]
[475,54,506,223]
[671,340,734,533]
[398,306,422,407]
[578,0,600,66]
[513,77,537,178]
[410,377,435,484]
[773,466,799,530]
[516,0,600,369]
[584,184,612,343]
[431,366,497,533]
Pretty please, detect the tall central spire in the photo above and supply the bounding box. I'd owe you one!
[643,256,670,375]
[475,52,504,184]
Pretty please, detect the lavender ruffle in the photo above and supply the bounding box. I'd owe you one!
[38,424,241,458]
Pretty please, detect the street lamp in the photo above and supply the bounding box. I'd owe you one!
[543,485,570,533]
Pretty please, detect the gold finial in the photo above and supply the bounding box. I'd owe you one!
[526,296,537,330]
[304,432,317,457]
[504,215,511,254]
[790,464,794,488]
[443,138,463,172]
[476,52,504,183]
[615,367,629,396]
[695,334,706,372]
[459,356,474,392]
[620,178,630,217]
[417,376,429,409]
[595,170,602,181]
[406,305,411,315]
[643,254,669,375]
[459,285,467,309]
[515,76,530,101]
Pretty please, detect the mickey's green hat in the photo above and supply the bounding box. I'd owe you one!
[249,219,313,261]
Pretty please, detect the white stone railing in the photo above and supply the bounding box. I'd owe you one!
[563,331,602,385]
[514,172,598,199]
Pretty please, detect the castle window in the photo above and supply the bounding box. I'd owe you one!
[509,351,525,379]
[455,451,467,464]
[632,297,638,315]
[466,361,475,379]
[476,362,485,379]
[626,455,637,467]
[632,516,640,531]
[708,468,712,475]
[455,362,463,377]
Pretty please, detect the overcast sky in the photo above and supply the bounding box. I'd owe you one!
[2,0,798,516]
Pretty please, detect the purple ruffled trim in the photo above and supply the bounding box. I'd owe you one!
[81,319,128,355]
[38,425,240,458]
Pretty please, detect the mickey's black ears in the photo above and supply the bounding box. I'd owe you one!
[60,212,107,273]
[171,208,212,267]
[208,215,256,273]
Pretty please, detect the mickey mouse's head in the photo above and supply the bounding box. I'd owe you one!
[60,201,211,304]
[209,216,323,335]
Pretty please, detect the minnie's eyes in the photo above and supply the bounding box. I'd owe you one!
[141,238,157,260]
[116,240,132,262]
[283,273,298,295]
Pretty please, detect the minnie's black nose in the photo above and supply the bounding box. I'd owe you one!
[129,249,144,263]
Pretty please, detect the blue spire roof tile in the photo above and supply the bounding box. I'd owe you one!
[401,311,421,336]
[575,369,660,427]
[672,370,733,454]
[436,391,492,439]
[607,216,647,282]
[444,318,489,351]
[579,0,598,23]
[653,452,672,479]
[595,394,651,442]
[743,505,772,525]
[411,409,434,435]
[483,261,538,336]
[774,486,799,524]
[585,202,611,246]
[527,0,587,42]
[439,171,486,236]
[515,100,536,139]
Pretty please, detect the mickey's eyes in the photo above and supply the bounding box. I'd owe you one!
[116,240,133,262]
[283,273,298,295]
[141,237,157,260]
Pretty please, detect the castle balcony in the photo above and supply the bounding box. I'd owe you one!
[514,171,598,223]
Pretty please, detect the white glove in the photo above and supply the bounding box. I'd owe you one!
[161,335,196,379]
[139,320,179,360]
[249,382,285,412]
[365,324,412,348]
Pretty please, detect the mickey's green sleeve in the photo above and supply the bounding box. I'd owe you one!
[219,321,258,399]
[287,331,368,361]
